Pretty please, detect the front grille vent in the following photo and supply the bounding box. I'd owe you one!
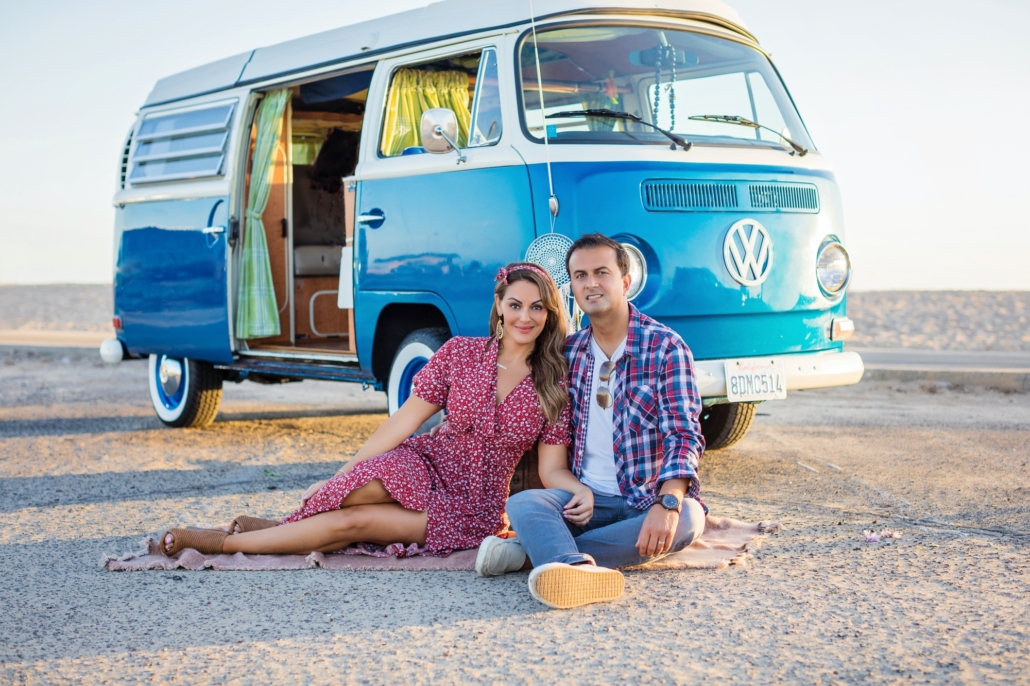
[642,181,738,211]
[749,183,819,211]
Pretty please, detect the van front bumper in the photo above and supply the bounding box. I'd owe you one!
[694,350,864,398]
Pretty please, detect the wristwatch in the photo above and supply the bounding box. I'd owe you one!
[654,493,683,513]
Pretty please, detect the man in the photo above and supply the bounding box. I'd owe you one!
[476,233,706,609]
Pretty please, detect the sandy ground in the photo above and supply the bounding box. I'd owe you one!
[2,286,1029,352]
[847,291,1030,352]
[0,285,113,332]
[1,348,1027,684]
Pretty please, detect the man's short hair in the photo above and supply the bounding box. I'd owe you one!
[565,233,630,276]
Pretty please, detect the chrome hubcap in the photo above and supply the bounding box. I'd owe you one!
[159,358,183,396]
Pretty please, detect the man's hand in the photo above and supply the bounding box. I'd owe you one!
[636,505,679,557]
[300,480,327,508]
[562,488,594,527]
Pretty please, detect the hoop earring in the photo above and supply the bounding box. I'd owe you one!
[495,315,504,340]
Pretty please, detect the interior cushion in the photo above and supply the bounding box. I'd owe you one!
[294,245,342,276]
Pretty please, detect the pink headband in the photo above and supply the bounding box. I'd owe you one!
[495,263,553,285]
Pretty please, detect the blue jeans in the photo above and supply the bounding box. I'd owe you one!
[505,489,706,569]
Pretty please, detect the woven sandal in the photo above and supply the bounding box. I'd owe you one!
[229,516,279,534]
[161,528,228,556]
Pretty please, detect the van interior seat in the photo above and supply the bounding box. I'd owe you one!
[294,245,342,276]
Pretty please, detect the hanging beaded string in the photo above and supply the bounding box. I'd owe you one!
[667,46,677,131]
[652,46,662,126]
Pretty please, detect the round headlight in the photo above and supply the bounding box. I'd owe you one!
[816,241,851,295]
[623,244,647,300]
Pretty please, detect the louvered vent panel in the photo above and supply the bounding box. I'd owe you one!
[119,130,134,189]
[748,183,819,211]
[641,181,738,211]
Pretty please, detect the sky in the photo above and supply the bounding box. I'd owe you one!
[0,0,1027,290]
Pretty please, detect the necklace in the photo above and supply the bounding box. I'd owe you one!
[496,362,507,370]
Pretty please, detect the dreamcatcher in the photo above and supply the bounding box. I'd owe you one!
[524,231,580,330]
[522,0,581,331]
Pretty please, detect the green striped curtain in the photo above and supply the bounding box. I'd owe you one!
[236,89,290,339]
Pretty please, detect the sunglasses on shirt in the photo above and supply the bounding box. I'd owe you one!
[596,360,616,409]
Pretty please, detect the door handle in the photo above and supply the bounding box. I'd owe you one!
[202,225,225,234]
[356,208,386,229]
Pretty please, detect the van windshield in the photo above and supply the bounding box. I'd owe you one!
[518,25,814,152]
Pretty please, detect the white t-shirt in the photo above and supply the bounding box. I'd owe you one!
[578,335,627,497]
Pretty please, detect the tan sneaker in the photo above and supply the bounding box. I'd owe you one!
[475,536,527,577]
[527,562,624,609]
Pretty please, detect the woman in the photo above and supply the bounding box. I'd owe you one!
[160,263,570,557]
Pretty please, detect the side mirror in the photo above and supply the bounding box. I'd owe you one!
[420,108,466,164]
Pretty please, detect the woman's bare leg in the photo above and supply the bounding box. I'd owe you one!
[165,480,408,553]
[220,479,395,534]
[339,479,396,507]
[220,503,427,555]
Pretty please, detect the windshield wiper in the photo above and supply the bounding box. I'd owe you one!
[546,109,691,151]
[687,114,808,156]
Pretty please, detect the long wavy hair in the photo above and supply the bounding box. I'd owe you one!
[489,263,569,423]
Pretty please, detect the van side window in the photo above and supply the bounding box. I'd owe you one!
[130,103,235,183]
[468,49,502,147]
[379,49,498,157]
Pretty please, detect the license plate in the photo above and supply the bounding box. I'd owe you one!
[724,358,787,402]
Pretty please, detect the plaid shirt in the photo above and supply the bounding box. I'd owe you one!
[566,304,705,510]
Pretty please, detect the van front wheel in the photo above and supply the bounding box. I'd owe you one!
[700,401,757,451]
[148,354,223,428]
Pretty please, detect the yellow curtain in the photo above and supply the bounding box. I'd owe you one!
[380,69,471,156]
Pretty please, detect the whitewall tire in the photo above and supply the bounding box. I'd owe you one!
[148,354,223,428]
[387,328,450,432]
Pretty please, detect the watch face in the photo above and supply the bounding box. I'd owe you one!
[662,494,680,509]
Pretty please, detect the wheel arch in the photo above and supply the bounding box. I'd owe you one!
[369,301,454,383]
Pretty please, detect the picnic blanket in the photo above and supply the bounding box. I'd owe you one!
[104,516,778,572]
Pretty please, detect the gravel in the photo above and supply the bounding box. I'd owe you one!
[1,351,1028,683]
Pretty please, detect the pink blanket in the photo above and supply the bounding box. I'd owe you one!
[104,516,779,572]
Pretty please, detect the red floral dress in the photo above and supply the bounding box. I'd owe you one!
[280,336,570,555]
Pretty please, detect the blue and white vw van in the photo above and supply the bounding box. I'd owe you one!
[104,0,863,449]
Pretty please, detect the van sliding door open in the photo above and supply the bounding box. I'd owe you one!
[240,68,371,359]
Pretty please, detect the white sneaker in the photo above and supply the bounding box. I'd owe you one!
[527,562,625,609]
[475,536,527,577]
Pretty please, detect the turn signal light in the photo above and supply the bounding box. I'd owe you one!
[112,316,122,330]
[830,317,855,341]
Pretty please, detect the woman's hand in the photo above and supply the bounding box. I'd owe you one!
[300,480,327,508]
[538,443,594,526]
[562,487,594,527]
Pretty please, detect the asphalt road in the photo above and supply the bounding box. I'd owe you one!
[1,348,1028,684]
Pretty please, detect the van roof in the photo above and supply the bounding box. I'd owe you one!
[144,0,751,107]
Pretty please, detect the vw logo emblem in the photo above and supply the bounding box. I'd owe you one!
[723,219,772,286]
